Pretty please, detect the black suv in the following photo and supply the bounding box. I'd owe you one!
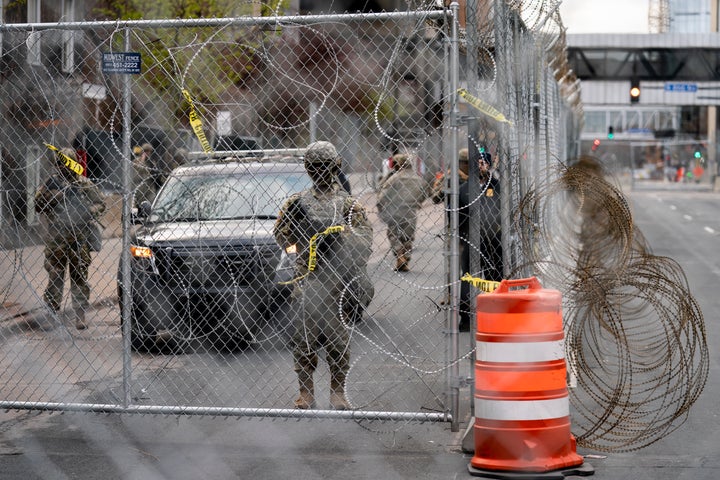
[117,157,311,352]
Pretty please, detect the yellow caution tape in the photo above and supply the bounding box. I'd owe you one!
[308,225,345,272]
[461,272,501,293]
[457,89,514,126]
[44,143,85,176]
[182,89,213,154]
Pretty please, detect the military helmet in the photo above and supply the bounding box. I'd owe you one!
[458,148,469,162]
[304,141,341,170]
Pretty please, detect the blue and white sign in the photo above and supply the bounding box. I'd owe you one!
[664,83,697,92]
[102,52,141,74]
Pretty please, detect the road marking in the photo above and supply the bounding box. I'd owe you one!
[683,214,692,221]
[670,205,677,210]
[704,226,715,234]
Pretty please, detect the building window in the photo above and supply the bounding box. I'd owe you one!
[584,111,605,134]
[20,0,75,72]
[62,0,75,73]
[27,0,42,66]
[608,110,623,133]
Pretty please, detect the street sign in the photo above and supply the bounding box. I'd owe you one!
[664,83,697,92]
[101,52,141,74]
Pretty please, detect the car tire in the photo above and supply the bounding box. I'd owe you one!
[118,282,190,354]
[118,291,154,353]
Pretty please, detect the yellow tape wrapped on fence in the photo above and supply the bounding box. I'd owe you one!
[457,88,514,126]
[182,89,213,154]
[44,143,85,176]
[461,272,501,293]
[308,225,345,272]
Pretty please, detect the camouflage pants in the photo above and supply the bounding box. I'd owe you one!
[385,216,417,261]
[291,274,350,386]
[43,238,92,313]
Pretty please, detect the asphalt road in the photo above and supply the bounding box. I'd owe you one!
[1,181,719,479]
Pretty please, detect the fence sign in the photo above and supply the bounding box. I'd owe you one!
[101,52,141,74]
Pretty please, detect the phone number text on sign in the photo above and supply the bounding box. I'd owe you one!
[102,52,141,74]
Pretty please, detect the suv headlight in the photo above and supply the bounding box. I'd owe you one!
[130,245,153,258]
[130,244,159,274]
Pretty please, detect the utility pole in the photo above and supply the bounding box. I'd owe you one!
[710,0,718,187]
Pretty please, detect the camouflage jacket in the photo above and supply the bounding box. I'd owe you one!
[376,169,428,222]
[35,173,106,242]
[274,184,372,277]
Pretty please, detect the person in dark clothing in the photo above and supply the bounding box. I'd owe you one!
[457,149,502,331]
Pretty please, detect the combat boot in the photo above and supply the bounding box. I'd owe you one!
[294,371,316,409]
[394,255,409,272]
[74,308,87,330]
[329,379,351,410]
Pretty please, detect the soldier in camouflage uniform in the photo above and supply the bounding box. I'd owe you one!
[274,141,373,410]
[376,153,428,272]
[35,147,106,329]
[133,145,189,208]
[132,143,154,207]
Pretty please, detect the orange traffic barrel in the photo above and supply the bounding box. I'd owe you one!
[468,277,594,478]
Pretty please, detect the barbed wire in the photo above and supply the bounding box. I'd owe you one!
[515,156,709,452]
[3,1,697,454]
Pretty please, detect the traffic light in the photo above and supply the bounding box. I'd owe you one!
[607,126,614,139]
[694,146,703,159]
[591,138,600,152]
[630,79,640,104]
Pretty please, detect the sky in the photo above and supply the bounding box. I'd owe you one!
[559,0,650,34]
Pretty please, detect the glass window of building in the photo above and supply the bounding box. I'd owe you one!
[584,111,606,134]
[669,0,710,33]
[609,111,624,133]
[626,110,641,131]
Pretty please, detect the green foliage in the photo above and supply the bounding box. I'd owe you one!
[90,0,143,20]
[89,0,259,21]
[88,0,279,126]
[366,90,396,125]
[260,0,291,16]
[4,0,27,23]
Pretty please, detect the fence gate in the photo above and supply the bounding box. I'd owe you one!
[0,2,580,436]
[0,10,471,426]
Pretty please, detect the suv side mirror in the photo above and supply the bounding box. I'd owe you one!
[132,201,152,224]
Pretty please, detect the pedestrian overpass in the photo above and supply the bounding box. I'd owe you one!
[566,33,720,184]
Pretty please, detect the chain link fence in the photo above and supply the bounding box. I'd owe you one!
[0,2,579,430]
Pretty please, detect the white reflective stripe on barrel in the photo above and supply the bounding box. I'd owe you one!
[475,397,569,421]
[476,339,565,363]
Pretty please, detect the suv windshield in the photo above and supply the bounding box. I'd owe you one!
[150,171,311,222]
